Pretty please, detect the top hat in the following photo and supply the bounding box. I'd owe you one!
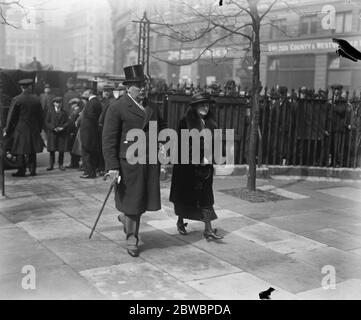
[123,64,147,85]
[44,83,50,89]
[189,92,215,106]
[18,79,33,86]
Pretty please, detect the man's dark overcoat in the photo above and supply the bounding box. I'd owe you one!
[80,97,102,152]
[102,94,166,216]
[45,107,68,152]
[5,92,44,155]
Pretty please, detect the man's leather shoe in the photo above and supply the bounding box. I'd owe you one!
[127,248,139,257]
[80,174,95,179]
[66,164,79,169]
[29,172,37,177]
[46,167,54,171]
[59,165,65,171]
[12,172,26,177]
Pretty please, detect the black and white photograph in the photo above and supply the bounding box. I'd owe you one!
[1,0,361,305]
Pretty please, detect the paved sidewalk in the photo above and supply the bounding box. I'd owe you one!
[1,155,361,299]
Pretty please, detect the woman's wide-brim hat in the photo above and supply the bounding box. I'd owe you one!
[189,92,215,106]
[123,64,147,85]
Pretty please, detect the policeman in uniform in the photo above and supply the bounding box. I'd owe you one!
[4,79,44,177]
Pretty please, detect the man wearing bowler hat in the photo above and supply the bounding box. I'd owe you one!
[4,79,44,177]
[102,64,167,257]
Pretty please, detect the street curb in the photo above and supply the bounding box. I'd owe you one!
[161,165,361,181]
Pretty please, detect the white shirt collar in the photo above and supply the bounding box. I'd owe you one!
[127,93,144,110]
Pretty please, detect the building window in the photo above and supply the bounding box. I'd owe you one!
[300,15,318,35]
[270,19,287,39]
[336,11,352,33]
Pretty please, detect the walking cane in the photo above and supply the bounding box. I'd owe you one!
[89,173,119,239]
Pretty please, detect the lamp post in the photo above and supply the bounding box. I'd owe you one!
[132,11,173,78]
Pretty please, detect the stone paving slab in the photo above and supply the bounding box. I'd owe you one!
[296,279,361,300]
[300,228,361,251]
[232,223,326,255]
[17,217,104,241]
[262,211,361,234]
[0,214,13,229]
[289,247,361,280]
[349,248,361,257]
[186,272,299,300]
[0,264,104,300]
[316,187,361,203]
[80,262,206,300]
[138,230,241,282]
[0,227,65,277]
[170,231,324,294]
[41,238,135,272]
[2,208,70,225]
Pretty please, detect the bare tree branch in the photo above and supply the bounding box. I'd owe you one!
[261,21,297,39]
[150,29,243,66]
[260,0,278,20]
[229,0,254,21]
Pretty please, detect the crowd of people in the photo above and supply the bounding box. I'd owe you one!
[4,77,127,178]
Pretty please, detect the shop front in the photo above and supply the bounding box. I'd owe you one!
[264,36,361,91]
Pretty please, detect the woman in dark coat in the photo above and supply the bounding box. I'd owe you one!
[45,97,68,171]
[169,92,223,241]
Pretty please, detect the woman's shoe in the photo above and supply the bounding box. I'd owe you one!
[127,248,139,257]
[177,222,188,235]
[204,230,223,241]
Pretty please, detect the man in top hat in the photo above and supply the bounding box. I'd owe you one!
[79,88,102,178]
[102,64,167,257]
[4,79,44,177]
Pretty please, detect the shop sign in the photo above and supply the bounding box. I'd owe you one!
[266,38,361,53]
[168,47,229,61]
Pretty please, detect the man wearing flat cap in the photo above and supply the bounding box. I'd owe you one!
[102,64,167,257]
[63,77,81,169]
[4,79,44,177]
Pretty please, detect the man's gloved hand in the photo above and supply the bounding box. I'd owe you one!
[107,170,121,184]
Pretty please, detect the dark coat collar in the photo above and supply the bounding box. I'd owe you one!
[125,94,145,119]
[125,94,154,129]
[184,106,217,131]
